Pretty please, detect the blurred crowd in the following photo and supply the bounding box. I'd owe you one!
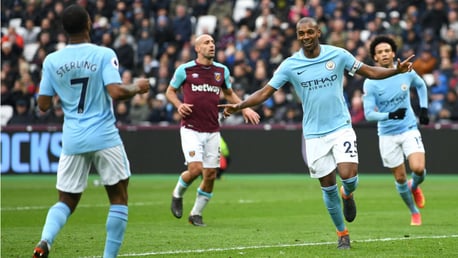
[1,0,458,127]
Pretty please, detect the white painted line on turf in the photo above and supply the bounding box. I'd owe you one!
[2,199,257,211]
[102,234,457,257]
[0,202,160,211]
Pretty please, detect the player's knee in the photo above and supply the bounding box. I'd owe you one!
[203,168,217,181]
[410,165,425,175]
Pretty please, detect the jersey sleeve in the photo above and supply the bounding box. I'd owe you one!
[411,71,428,109]
[223,66,232,89]
[267,61,289,90]
[102,48,122,86]
[38,57,56,96]
[341,48,362,77]
[363,80,389,121]
[170,64,187,89]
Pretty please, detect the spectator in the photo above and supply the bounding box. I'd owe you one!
[255,4,275,33]
[412,47,438,77]
[192,0,210,18]
[114,34,135,74]
[350,89,365,124]
[129,93,151,125]
[437,89,458,122]
[427,70,449,119]
[237,8,256,32]
[22,2,41,26]
[1,44,20,88]
[92,16,111,45]
[288,0,309,25]
[22,19,41,45]
[36,31,55,55]
[346,4,364,31]
[232,63,251,91]
[94,0,114,20]
[100,32,114,49]
[154,14,175,58]
[217,16,236,49]
[172,4,193,50]
[140,53,159,78]
[386,11,403,37]
[114,101,131,125]
[148,93,172,123]
[113,25,136,49]
[326,18,347,49]
[136,30,155,70]
[2,26,25,50]
[208,0,233,24]
[8,98,34,125]
[420,0,449,38]
[48,103,64,125]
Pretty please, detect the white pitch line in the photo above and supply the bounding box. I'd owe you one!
[93,234,457,257]
[0,202,162,211]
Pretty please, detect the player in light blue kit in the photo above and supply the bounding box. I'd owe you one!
[363,35,429,226]
[219,17,414,249]
[33,5,150,258]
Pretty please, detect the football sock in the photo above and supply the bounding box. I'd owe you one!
[395,181,419,214]
[173,176,189,198]
[190,188,212,216]
[104,204,128,258]
[411,169,426,190]
[321,185,345,232]
[341,176,359,197]
[41,201,71,246]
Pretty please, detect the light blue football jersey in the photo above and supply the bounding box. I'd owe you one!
[39,43,123,155]
[268,45,362,139]
[363,70,428,135]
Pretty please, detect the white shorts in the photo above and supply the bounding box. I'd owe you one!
[180,127,220,168]
[302,128,359,178]
[379,129,425,168]
[56,145,131,193]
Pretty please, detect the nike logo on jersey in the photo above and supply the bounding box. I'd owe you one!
[297,69,307,75]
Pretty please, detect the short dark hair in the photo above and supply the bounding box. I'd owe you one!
[369,35,397,59]
[62,4,89,34]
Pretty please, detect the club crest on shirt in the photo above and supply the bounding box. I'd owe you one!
[401,84,409,91]
[325,61,336,70]
[214,72,222,82]
[189,151,195,157]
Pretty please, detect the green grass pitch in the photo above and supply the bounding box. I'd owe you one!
[2,174,457,257]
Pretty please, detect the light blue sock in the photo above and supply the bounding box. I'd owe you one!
[395,181,419,214]
[322,185,345,232]
[341,176,359,196]
[411,169,426,190]
[41,202,71,246]
[104,205,128,258]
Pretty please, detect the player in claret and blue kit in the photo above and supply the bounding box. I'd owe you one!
[166,34,259,227]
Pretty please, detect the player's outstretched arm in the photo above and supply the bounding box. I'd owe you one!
[219,85,276,118]
[221,88,260,124]
[108,78,150,100]
[357,54,414,79]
